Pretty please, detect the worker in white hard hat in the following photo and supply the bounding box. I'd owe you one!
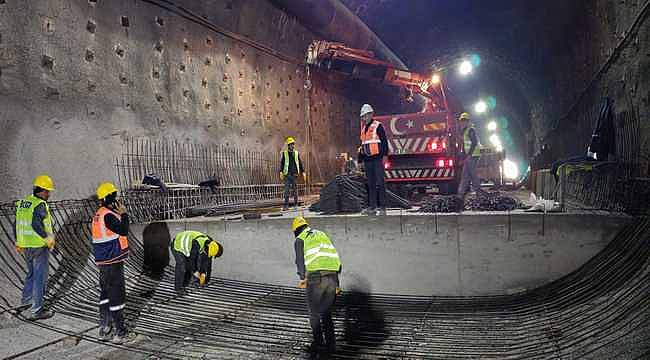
[15,175,56,321]
[358,104,389,216]
[457,112,483,198]
[280,136,306,210]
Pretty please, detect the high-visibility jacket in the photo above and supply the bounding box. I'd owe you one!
[173,231,210,257]
[297,227,341,273]
[91,207,129,265]
[281,149,300,176]
[15,195,52,248]
[360,121,381,156]
[463,126,482,157]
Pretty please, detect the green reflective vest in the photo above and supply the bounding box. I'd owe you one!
[298,228,341,273]
[15,195,52,248]
[173,231,209,257]
[463,126,482,157]
[282,149,300,176]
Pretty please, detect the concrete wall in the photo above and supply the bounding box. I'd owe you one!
[132,212,630,296]
[0,0,361,200]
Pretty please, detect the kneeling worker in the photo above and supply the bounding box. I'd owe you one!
[171,230,223,294]
[292,217,341,354]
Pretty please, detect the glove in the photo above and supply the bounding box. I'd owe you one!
[15,245,24,254]
[199,273,206,286]
[279,172,285,181]
[336,287,342,295]
[298,279,307,289]
[46,237,55,250]
[302,173,307,182]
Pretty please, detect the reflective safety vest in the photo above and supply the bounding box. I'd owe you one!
[15,195,52,248]
[463,126,482,157]
[282,149,300,176]
[91,207,129,265]
[298,227,341,273]
[173,231,209,258]
[360,121,381,156]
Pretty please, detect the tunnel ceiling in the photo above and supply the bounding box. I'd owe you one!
[341,0,588,162]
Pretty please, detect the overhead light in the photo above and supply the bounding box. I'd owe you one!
[503,159,519,179]
[487,121,497,131]
[489,134,502,147]
[495,144,503,152]
[458,60,473,76]
[474,100,488,114]
[431,73,441,85]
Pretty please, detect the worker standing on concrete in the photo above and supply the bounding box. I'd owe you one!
[280,136,306,210]
[292,217,341,354]
[358,104,389,216]
[92,182,134,344]
[15,175,56,320]
[171,230,223,294]
[458,112,483,198]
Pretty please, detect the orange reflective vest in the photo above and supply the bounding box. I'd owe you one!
[360,121,381,156]
[91,207,129,265]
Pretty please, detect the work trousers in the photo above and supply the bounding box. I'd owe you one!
[99,262,126,337]
[306,271,338,349]
[458,156,481,196]
[171,247,212,292]
[364,157,386,209]
[283,174,299,207]
[20,247,50,315]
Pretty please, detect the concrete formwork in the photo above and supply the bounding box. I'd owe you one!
[131,211,631,296]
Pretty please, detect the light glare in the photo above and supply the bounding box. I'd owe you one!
[503,159,519,179]
[487,121,498,131]
[458,60,473,76]
[474,100,488,113]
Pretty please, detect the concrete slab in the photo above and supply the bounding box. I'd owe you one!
[131,211,631,296]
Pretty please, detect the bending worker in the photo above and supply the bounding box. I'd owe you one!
[358,104,389,216]
[171,230,223,294]
[457,112,483,198]
[292,217,341,354]
[280,136,306,210]
[92,182,133,344]
[15,175,56,320]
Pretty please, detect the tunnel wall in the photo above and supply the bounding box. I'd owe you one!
[132,212,630,296]
[532,0,650,174]
[0,0,361,201]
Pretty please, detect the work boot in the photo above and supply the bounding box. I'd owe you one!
[98,326,113,342]
[26,309,55,321]
[112,331,138,345]
[282,206,289,211]
[378,208,387,216]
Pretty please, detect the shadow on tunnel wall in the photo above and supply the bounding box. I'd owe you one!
[141,222,170,280]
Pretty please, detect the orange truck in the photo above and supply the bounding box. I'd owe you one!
[307,40,464,194]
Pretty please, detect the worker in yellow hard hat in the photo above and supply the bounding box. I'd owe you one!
[457,112,483,199]
[170,231,223,294]
[91,182,135,344]
[291,217,341,355]
[15,175,56,320]
[280,136,306,210]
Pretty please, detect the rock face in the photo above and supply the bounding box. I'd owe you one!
[0,0,362,200]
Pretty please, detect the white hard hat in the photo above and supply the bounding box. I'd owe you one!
[360,104,374,117]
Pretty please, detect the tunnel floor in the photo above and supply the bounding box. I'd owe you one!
[1,209,648,359]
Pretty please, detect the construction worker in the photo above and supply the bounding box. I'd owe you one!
[458,112,483,197]
[292,217,341,354]
[358,104,389,216]
[280,136,306,210]
[92,182,134,344]
[170,230,223,294]
[15,175,56,320]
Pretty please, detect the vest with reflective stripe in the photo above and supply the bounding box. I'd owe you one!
[282,149,300,176]
[15,195,52,248]
[91,207,129,265]
[173,231,209,258]
[360,121,381,156]
[298,228,341,273]
[463,126,482,157]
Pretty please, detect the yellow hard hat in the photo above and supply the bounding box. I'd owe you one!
[208,241,222,258]
[285,136,296,145]
[292,217,308,232]
[459,112,471,121]
[96,182,118,200]
[33,175,55,191]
